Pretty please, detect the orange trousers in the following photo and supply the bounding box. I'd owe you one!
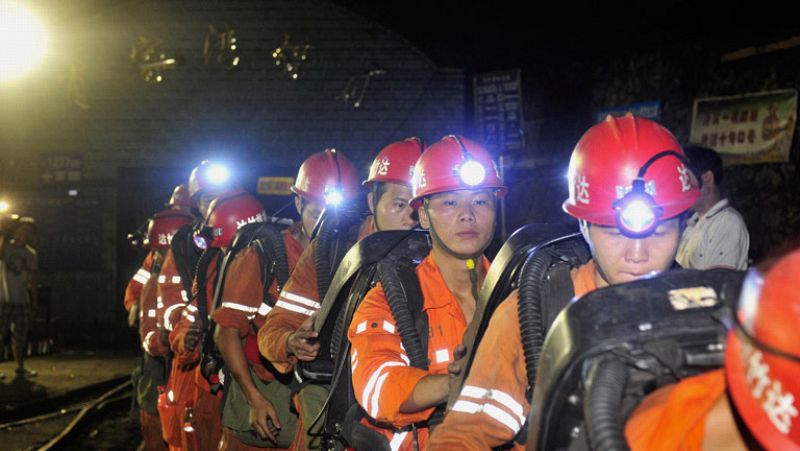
[188,387,223,451]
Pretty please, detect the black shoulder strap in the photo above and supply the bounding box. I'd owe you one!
[541,262,575,333]
[194,249,221,337]
[251,225,291,305]
[171,224,199,294]
[400,266,429,367]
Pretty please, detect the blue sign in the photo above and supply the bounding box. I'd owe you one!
[474,70,525,153]
[596,101,661,123]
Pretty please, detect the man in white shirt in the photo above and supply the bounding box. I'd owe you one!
[677,146,749,270]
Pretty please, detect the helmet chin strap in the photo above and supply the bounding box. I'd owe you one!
[297,197,314,240]
[371,188,381,232]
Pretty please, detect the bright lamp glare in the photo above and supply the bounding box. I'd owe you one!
[459,160,486,186]
[0,2,48,82]
[619,199,656,232]
[0,200,9,213]
[207,164,230,185]
[325,190,344,207]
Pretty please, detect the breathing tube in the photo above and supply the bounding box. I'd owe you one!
[517,250,552,389]
[584,358,631,451]
[256,224,291,290]
[377,260,428,369]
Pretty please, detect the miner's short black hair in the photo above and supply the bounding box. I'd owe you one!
[684,145,723,186]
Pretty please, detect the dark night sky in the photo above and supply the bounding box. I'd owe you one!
[330,0,800,127]
[331,0,798,70]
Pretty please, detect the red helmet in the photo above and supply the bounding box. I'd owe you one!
[188,160,234,202]
[725,249,800,450]
[291,149,359,205]
[166,184,192,209]
[563,114,699,229]
[147,210,194,250]
[410,135,506,209]
[363,138,424,188]
[202,190,267,249]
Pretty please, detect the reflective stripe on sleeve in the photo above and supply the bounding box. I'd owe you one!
[163,304,183,331]
[133,269,151,284]
[451,399,522,433]
[281,291,321,309]
[274,300,314,316]
[459,385,525,425]
[370,372,391,418]
[361,361,405,419]
[258,302,272,316]
[142,331,156,353]
[220,302,258,313]
[389,431,408,451]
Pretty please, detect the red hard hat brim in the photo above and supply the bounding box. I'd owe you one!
[562,200,616,226]
[290,186,325,204]
[725,331,798,451]
[410,185,507,210]
[362,177,413,188]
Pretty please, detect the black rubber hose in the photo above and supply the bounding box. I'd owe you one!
[315,215,335,303]
[262,225,290,289]
[194,248,220,329]
[377,261,427,369]
[584,358,631,451]
[517,250,552,389]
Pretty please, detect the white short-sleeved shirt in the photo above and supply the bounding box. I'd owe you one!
[3,242,38,304]
[677,199,750,270]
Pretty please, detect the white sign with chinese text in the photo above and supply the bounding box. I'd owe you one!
[690,90,797,165]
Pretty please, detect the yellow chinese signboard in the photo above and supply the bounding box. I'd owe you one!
[690,90,797,165]
[257,176,294,196]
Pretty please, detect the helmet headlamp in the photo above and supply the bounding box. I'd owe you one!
[458,159,487,186]
[323,187,344,207]
[612,150,692,238]
[613,178,663,237]
[206,164,231,185]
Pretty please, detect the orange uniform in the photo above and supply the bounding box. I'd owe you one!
[215,225,303,377]
[156,249,194,450]
[167,253,223,451]
[125,251,154,312]
[428,260,598,450]
[624,369,726,451]
[136,254,169,450]
[214,225,304,451]
[258,216,374,374]
[347,254,490,451]
[140,260,168,357]
[158,249,191,334]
